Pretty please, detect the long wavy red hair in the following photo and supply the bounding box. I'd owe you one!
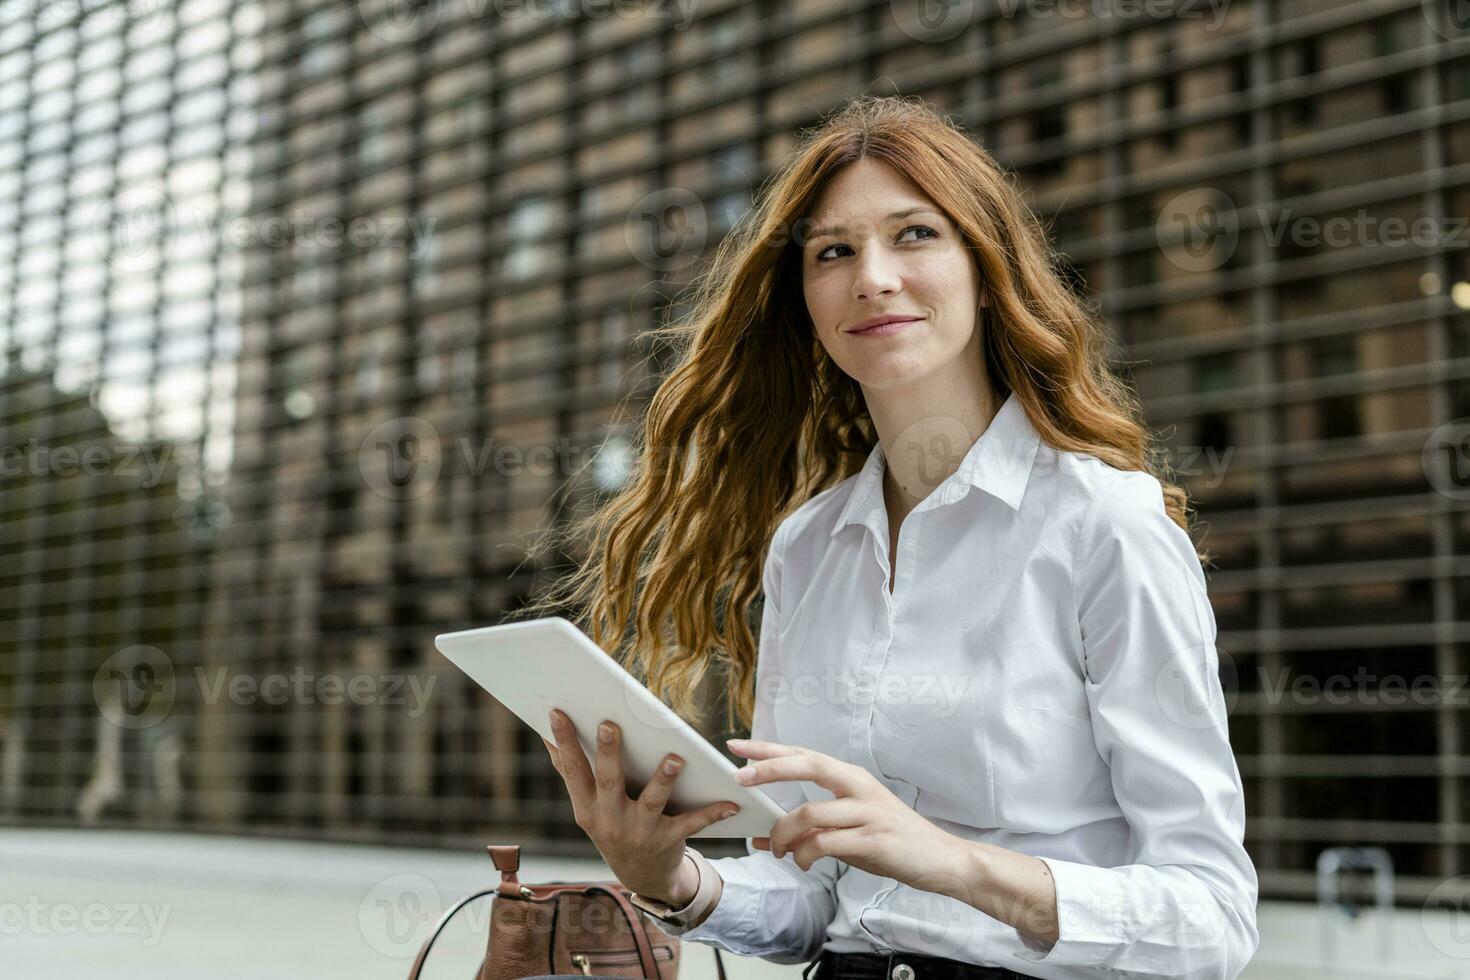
[519,95,1202,737]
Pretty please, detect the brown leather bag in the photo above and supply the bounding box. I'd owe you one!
[407,844,729,980]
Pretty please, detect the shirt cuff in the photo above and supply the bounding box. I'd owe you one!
[672,849,721,926]
[659,854,762,947]
[1011,855,1129,967]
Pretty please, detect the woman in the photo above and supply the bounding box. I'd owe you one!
[526,95,1258,980]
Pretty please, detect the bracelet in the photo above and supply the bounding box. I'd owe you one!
[675,846,721,924]
[664,850,700,911]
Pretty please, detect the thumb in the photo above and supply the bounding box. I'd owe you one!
[678,801,740,839]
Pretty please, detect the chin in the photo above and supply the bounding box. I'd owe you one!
[848,356,948,392]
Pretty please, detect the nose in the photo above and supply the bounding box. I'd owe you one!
[852,247,902,301]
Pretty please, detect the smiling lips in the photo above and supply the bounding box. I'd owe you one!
[848,315,923,337]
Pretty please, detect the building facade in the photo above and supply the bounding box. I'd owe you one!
[1,0,1468,904]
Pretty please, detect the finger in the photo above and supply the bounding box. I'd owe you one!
[779,821,853,860]
[769,800,864,859]
[549,709,594,795]
[789,826,863,872]
[541,736,560,767]
[736,752,866,798]
[592,719,628,809]
[726,738,803,760]
[669,800,742,842]
[634,752,685,830]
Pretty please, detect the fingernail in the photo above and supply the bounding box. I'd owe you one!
[735,768,755,784]
[721,808,739,819]
[664,758,682,774]
[598,723,614,742]
[550,709,564,727]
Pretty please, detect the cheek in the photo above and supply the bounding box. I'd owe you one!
[920,271,978,339]
[917,251,976,296]
[803,274,843,339]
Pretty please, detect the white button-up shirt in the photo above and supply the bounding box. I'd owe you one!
[666,390,1259,979]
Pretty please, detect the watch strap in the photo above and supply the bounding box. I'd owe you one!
[630,846,720,928]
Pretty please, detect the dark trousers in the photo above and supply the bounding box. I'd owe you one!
[804,948,1035,980]
[514,946,1036,980]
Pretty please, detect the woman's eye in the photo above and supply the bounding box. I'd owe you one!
[897,225,938,244]
[815,225,938,262]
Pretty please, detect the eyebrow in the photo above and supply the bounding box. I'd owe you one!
[806,207,943,243]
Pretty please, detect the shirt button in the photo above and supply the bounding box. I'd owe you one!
[890,964,915,980]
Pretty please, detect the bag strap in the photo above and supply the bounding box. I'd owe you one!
[585,883,661,976]
[406,885,498,980]
[575,883,727,980]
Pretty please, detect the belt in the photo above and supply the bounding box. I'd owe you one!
[801,949,1032,980]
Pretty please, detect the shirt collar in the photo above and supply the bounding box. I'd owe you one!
[829,390,1041,538]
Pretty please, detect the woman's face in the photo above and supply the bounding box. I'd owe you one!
[800,158,984,393]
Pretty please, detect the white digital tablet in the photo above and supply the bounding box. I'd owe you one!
[434,616,789,838]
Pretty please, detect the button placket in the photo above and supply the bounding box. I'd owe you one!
[870,510,918,783]
[857,511,923,954]
[850,514,894,776]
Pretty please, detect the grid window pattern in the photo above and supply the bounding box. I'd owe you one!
[1,0,1470,900]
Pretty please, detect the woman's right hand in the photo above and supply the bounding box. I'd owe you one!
[543,708,741,903]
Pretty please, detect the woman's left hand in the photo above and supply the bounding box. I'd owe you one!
[728,737,968,898]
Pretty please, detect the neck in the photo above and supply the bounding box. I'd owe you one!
[863,339,1001,516]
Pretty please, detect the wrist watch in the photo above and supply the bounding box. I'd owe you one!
[629,846,720,928]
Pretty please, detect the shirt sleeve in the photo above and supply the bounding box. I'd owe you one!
[1011,472,1260,979]
[660,518,841,964]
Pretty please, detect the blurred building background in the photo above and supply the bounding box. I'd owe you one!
[2,0,1470,922]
